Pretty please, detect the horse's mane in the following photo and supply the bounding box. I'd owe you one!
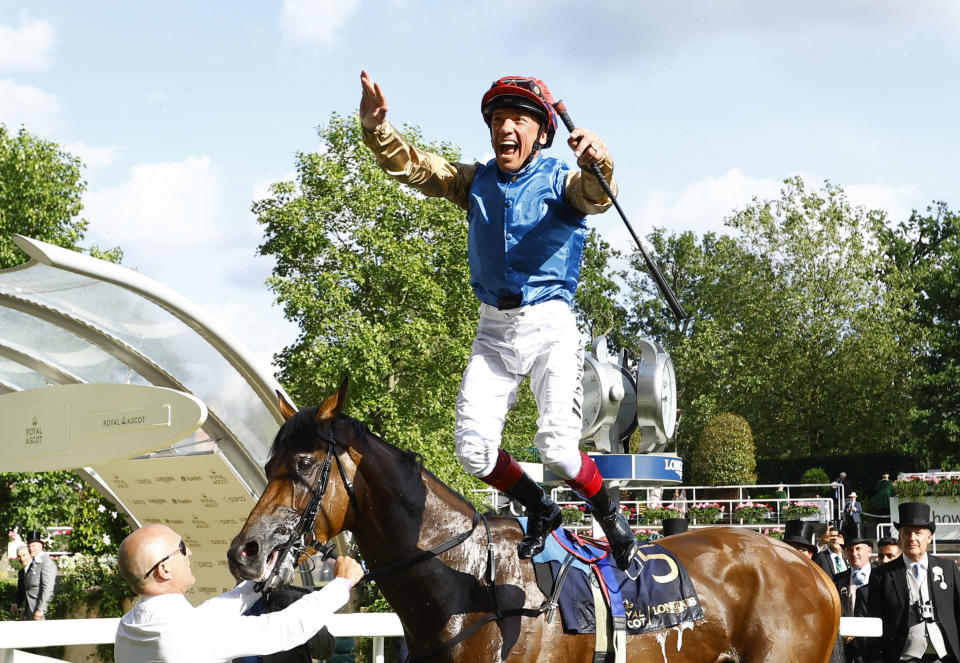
[268,407,479,512]
[269,406,423,470]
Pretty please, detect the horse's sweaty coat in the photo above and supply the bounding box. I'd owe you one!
[228,382,841,663]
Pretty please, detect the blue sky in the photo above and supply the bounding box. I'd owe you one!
[2,1,958,369]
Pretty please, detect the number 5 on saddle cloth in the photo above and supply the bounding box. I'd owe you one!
[521,520,704,662]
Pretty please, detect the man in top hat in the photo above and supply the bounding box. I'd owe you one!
[783,520,819,558]
[834,522,875,662]
[661,517,689,537]
[868,502,960,662]
[23,530,57,620]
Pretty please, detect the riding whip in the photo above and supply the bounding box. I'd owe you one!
[552,100,688,322]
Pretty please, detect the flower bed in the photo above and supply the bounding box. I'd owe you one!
[733,503,772,524]
[894,474,960,502]
[641,506,681,524]
[687,502,725,524]
[782,501,821,519]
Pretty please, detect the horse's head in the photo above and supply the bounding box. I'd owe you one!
[228,379,360,584]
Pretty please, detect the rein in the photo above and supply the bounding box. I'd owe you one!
[260,417,545,661]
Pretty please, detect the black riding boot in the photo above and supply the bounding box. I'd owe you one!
[586,486,638,570]
[506,472,562,559]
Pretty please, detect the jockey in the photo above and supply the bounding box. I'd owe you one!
[359,71,638,570]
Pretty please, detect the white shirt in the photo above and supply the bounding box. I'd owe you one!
[114,578,351,663]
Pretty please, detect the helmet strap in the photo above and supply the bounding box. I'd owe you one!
[519,122,548,169]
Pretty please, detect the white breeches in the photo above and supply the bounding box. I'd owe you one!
[454,299,585,480]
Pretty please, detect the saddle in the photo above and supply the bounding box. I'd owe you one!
[520,519,704,663]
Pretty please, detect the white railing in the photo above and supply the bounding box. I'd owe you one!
[0,612,881,662]
[0,612,404,663]
[473,482,842,526]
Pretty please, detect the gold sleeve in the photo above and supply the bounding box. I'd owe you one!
[361,121,476,211]
[564,154,617,216]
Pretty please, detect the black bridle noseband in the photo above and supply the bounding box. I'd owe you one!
[256,420,359,593]
[255,416,542,662]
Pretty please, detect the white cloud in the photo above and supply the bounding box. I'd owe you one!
[594,170,928,256]
[845,182,922,223]
[84,156,223,248]
[279,0,360,46]
[0,12,54,71]
[0,78,60,133]
[251,172,297,204]
[594,169,781,254]
[64,141,121,169]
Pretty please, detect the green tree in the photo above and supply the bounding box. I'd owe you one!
[881,202,960,468]
[1,125,127,553]
[689,412,756,485]
[0,125,88,266]
[257,113,491,495]
[623,178,917,461]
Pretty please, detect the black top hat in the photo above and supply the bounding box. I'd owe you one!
[24,530,43,544]
[894,502,936,533]
[782,520,818,552]
[661,517,689,536]
[841,522,874,549]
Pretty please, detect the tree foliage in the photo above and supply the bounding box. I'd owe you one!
[0,125,88,267]
[0,126,127,552]
[689,412,756,485]
[622,178,918,463]
[256,114,494,494]
[881,202,960,468]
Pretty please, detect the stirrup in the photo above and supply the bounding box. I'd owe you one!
[518,504,562,559]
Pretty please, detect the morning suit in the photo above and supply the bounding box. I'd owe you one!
[835,566,872,662]
[867,554,960,662]
[814,548,847,576]
[20,553,57,618]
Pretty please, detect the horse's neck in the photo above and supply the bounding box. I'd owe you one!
[350,442,477,571]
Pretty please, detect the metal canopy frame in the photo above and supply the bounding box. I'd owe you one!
[0,234,292,523]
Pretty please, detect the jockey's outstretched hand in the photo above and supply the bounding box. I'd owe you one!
[360,70,389,131]
[333,556,364,588]
[567,127,607,167]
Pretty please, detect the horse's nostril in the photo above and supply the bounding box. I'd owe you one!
[241,541,259,559]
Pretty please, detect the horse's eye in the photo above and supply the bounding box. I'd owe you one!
[294,455,314,473]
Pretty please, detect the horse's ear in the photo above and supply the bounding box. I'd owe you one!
[316,376,349,423]
[276,390,298,421]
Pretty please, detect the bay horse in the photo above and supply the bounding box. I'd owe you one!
[228,381,841,662]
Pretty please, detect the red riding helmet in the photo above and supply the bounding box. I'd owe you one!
[481,76,558,149]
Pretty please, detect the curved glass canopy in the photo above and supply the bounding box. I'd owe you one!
[0,235,294,599]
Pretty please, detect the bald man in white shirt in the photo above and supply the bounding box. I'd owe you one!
[114,524,362,663]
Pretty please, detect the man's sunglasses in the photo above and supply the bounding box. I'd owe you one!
[143,539,187,579]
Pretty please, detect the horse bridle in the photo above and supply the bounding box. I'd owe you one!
[256,420,360,593]
[255,417,542,662]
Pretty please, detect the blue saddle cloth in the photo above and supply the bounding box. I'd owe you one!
[520,518,704,634]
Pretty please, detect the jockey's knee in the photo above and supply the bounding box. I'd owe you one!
[455,432,498,477]
[540,446,582,481]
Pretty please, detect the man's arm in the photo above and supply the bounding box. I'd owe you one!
[360,70,474,209]
[361,121,475,210]
[35,556,57,615]
[564,155,616,215]
[561,126,617,215]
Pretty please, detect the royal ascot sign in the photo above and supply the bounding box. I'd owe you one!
[0,384,207,472]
